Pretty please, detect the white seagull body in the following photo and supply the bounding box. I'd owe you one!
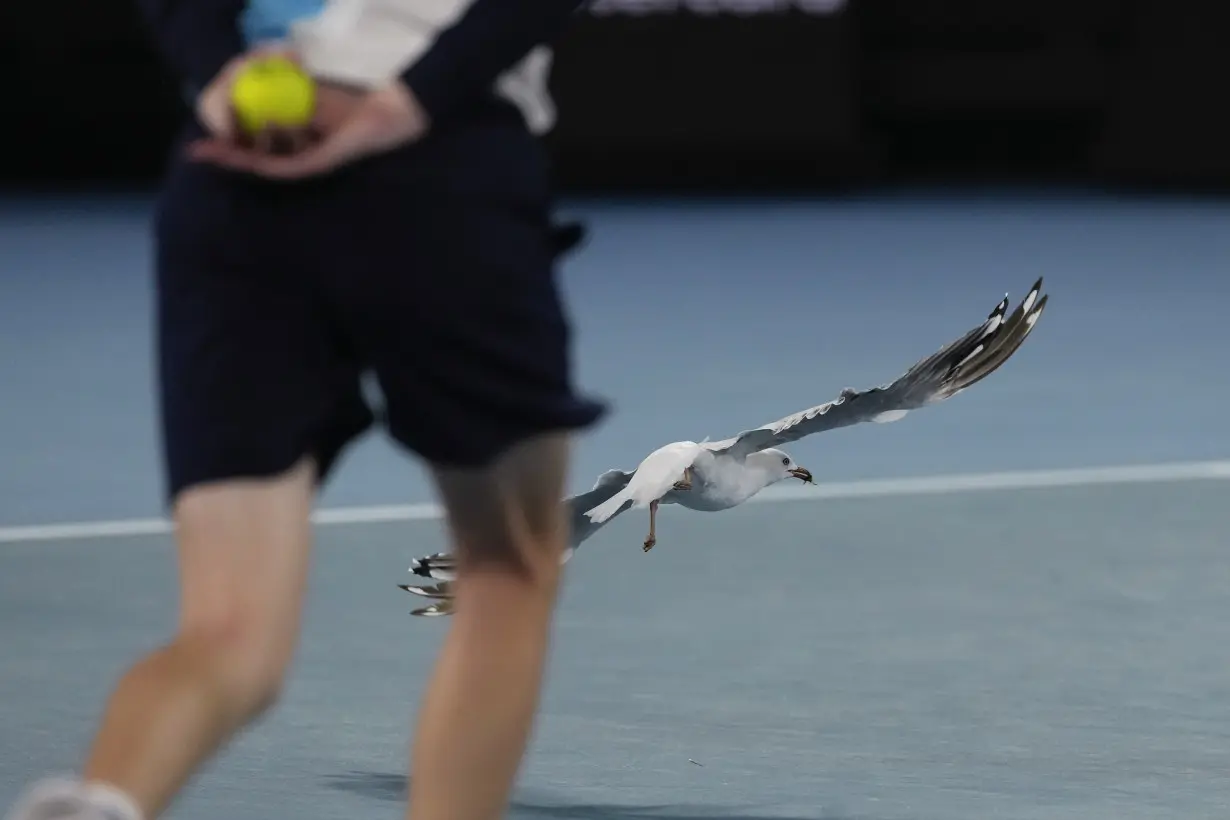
[402,278,1048,615]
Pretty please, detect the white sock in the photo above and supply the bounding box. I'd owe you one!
[3,778,144,820]
[82,784,143,820]
[5,777,89,820]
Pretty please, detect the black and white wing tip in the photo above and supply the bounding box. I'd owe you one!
[402,546,577,617]
[400,580,456,616]
[399,582,452,600]
[410,600,455,617]
[699,278,1048,457]
[409,552,457,581]
[402,555,457,609]
[925,276,1048,403]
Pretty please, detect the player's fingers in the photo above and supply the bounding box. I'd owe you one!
[186,138,228,160]
[217,104,253,147]
[246,146,338,178]
[243,114,378,178]
[193,95,392,178]
[186,134,247,157]
[287,128,313,154]
[254,127,306,155]
[253,129,274,154]
[186,139,263,172]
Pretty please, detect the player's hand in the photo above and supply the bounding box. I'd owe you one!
[195,53,254,141]
[195,47,312,152]
[189,80,429,178]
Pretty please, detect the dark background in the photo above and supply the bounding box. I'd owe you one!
[3,0,1229,192]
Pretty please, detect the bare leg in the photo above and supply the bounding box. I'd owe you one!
[79,458,316,819]
[672,467,693,492]
[406,432,571,820]
[643,499,659,552]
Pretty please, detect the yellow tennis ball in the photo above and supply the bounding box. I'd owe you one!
[230,56,317,134]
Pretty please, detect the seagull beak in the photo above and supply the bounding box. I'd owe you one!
[789,467,814,484]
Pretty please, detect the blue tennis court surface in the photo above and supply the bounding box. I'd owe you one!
[2,190,1229,819]
[4,482,1230,820]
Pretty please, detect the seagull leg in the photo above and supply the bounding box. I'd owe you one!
[643,500,659,552]
[672,467,693,492]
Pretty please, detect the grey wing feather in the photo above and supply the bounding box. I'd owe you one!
[566,469,635,545]
[707,278,1048,459]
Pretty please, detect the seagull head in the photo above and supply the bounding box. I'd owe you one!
[749,448,814,486]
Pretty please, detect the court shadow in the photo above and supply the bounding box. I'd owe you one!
[323,771,407,801]
[322,770,866,820]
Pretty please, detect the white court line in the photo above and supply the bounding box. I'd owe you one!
[2,459,1230,545]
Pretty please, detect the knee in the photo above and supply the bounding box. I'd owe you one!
[167,464,315,721]
[454,534,567,617]
[467,526,567,584]
[176,612,294,721]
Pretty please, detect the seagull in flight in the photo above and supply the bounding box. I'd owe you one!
[583,278,1047,551]
[398,453,812,615]
[401,278,1047,615]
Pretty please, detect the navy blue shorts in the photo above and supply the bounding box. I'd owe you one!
[154,103,606,503]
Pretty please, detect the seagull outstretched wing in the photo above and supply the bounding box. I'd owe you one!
[704,278,1048,460]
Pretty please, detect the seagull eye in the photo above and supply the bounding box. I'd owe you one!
[781,457,790,466]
